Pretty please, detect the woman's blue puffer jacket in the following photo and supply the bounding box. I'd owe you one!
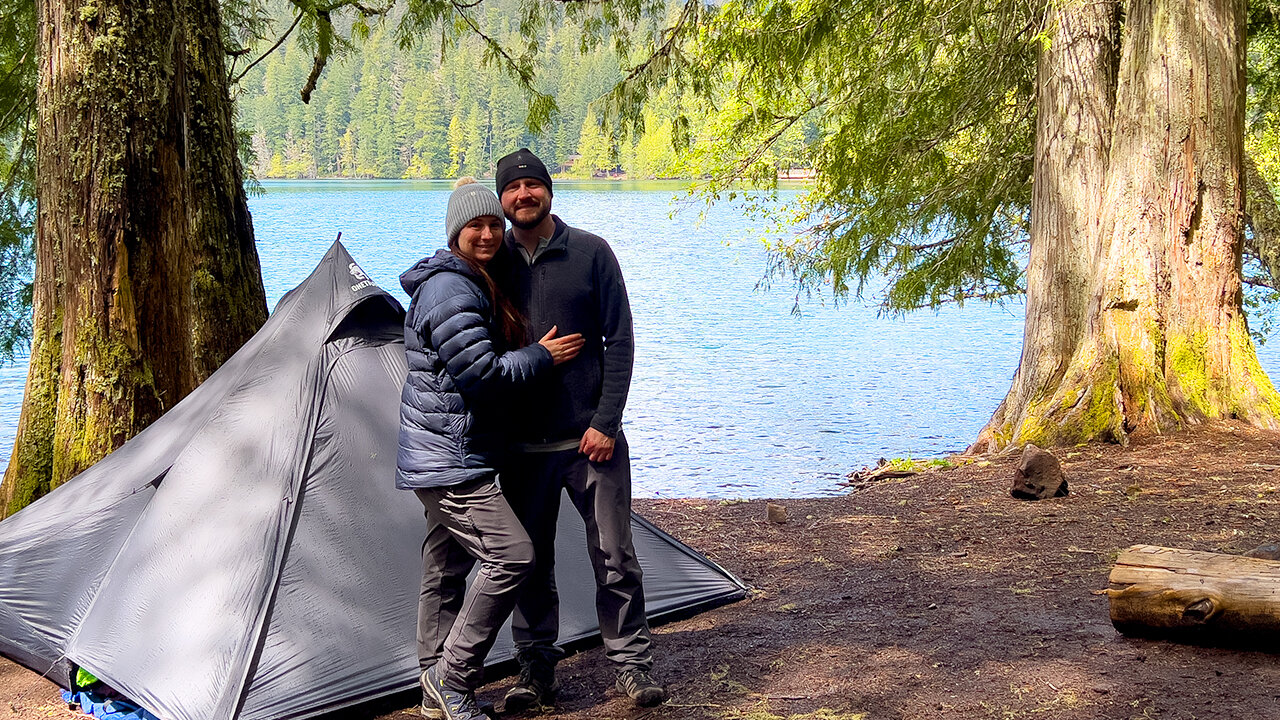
[396,249,551,489]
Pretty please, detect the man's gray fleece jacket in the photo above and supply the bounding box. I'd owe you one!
[499,215,634,444]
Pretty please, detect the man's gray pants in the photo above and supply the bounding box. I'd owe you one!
[502,432,654,671]
[415,477,534,690]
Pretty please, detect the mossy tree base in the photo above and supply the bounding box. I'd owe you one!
[975,0,1280,453]
[0,0,267,519]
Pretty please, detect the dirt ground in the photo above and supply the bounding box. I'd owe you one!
[5,421,1280,720]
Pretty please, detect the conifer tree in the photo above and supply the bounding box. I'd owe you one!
[574,110,614,178]
[0,0,34,366]
[672,0,1280,448]
[2,0,269,516]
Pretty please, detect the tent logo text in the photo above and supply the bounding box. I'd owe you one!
[348,262,373,292]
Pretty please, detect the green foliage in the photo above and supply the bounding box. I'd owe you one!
[650,0,1280,328]
[885,456,954,472]
[1241,1,1280,340]
[1242,268,1280,346]
[235,0,714,180]
[229,0,690,174]
[1248,0,1280,124]
[573,110,616,177]
[222,0,1280,339]
[664,0,1039,313]
[223,0,275,62]
[0,0,35,365]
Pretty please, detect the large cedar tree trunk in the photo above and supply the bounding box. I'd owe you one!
[976,0,1280,452]
[0,0,267,517]
[978,0,1119,448]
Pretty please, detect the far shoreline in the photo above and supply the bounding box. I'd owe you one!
[252,175,815,187]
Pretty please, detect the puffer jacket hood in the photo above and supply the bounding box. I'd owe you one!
[400,249,473,297]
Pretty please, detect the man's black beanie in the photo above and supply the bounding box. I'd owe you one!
[495,148,553,197]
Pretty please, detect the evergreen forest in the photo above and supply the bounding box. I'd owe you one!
[8,0,1280,514]
[234,0,816,180]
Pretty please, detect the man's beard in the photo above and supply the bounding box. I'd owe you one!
[509,204,550,230]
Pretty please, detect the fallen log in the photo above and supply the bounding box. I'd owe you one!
[840,458,916,490]
[1106,544,1280,645]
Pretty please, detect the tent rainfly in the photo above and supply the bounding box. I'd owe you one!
[0,241,746,720]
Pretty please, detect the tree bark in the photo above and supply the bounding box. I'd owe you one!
[975,0,1120,451]
[977,0,1280,451]
[0,0,267,518]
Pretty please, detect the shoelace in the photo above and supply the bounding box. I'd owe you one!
[624,670,654,686]
[446,692,479,715]
[520,660,554,689]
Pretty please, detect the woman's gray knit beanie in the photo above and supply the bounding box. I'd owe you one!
[445,177,505,245]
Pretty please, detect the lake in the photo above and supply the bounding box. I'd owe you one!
[3,180,1278,498]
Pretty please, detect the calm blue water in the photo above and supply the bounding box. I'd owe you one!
[4,180,1279,498]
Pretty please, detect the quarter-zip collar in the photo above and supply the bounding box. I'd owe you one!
[507,215,570,266]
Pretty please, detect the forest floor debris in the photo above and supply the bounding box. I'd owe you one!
[4,421,1279,719]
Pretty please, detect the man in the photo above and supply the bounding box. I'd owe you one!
[493,148,666,709]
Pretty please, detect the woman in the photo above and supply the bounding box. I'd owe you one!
[397,178,583,720]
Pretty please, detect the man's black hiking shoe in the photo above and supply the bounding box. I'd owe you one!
[421,665,486,720]
[615,668,666,707]
[503,654,559,711]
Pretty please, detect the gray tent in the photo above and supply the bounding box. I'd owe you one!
[0,241,745,720]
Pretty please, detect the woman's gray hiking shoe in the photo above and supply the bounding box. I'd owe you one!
[616,668,666,707]
[421,665,486,720]
[422,689,494,719]
[502,656,559,711]
[419,691,444,720]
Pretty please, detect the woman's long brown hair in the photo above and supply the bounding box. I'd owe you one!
[450,244,526,350]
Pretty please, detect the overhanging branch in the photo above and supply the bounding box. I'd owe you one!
[231,12,304,85]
